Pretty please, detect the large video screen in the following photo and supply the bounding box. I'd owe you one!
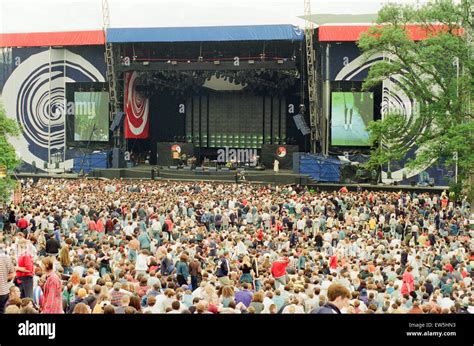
[74,92,109,142]
[331,92,373,146]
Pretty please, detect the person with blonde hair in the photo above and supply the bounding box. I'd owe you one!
[202,284,219,305]
[15,239,35,299]
[239,256,253,286]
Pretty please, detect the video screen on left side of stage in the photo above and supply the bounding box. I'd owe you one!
[331,91,374,146]
[73,91,109,142]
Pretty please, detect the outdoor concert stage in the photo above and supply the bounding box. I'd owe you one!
[80,164,448,193]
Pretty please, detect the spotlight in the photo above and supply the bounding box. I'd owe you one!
[248,60,255,64]
[277,59,284,64]
[214,60,220,65]
[171,60,177,65]
[142,61,150,66]
[187,60,191,63]
[167,60,171,63]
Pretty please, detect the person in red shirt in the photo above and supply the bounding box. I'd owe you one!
[41,257,63,314]
[401,266,415,299]
[17,215,28,236]
[329,255,338,270]
[15,239,34,299]
[256,229,264,244]
[271,257,289,289]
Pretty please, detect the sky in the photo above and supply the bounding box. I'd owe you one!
[0,0,433,33]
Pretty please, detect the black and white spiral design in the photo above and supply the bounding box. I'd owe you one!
[2,49,104,166]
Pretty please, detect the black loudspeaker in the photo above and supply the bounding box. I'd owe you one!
[341,164,358,184]
[261,144,298,170]
[410,181,416,186]
[112,148,126,168]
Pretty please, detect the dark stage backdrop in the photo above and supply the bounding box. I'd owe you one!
[185,92,287,149]
[261,144,298,170]
[148,92,186,164]
[156,142,194,167]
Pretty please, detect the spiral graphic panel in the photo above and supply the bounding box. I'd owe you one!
[1,48,105,168]
[334,53,430,181]
[124,71,150,139]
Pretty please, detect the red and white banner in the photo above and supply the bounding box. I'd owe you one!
[124,71,150,139]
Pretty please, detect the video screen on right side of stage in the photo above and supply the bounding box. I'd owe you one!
[331,91,374,146]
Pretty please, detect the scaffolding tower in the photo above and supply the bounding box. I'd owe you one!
[102,0,121,148]
[304,0,320,153]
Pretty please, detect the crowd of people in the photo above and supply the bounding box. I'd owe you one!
[0,178,472,314]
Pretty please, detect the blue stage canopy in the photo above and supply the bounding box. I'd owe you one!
[107,25,304,43]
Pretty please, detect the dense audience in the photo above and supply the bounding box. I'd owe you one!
[0,178,472,314]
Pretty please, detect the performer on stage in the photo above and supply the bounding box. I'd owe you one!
[273,159,279,174]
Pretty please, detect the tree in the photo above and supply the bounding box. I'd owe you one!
[358,0,473,198]
[0,103,20,203]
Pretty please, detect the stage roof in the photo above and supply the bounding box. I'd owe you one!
[318,24,461,42]
[0,30,105,47]
[106,25,304,43]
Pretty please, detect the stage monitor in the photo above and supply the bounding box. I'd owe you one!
[74,92,109,142]
[331,92,373,146]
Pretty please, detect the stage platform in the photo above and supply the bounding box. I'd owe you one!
[83,165,448,193]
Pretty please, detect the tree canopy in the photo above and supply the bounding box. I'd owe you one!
[358,0,473,197]
[0,103,20,203]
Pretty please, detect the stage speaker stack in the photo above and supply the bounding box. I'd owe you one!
[111,148,126,168]
[340,164,358,184]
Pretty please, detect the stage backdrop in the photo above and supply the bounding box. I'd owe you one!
[0,46,106,171]
[124,71,150,139]
[156,142,194,167]
[261,144,298,170]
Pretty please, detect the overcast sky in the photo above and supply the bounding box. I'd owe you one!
[0,0,433,33]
